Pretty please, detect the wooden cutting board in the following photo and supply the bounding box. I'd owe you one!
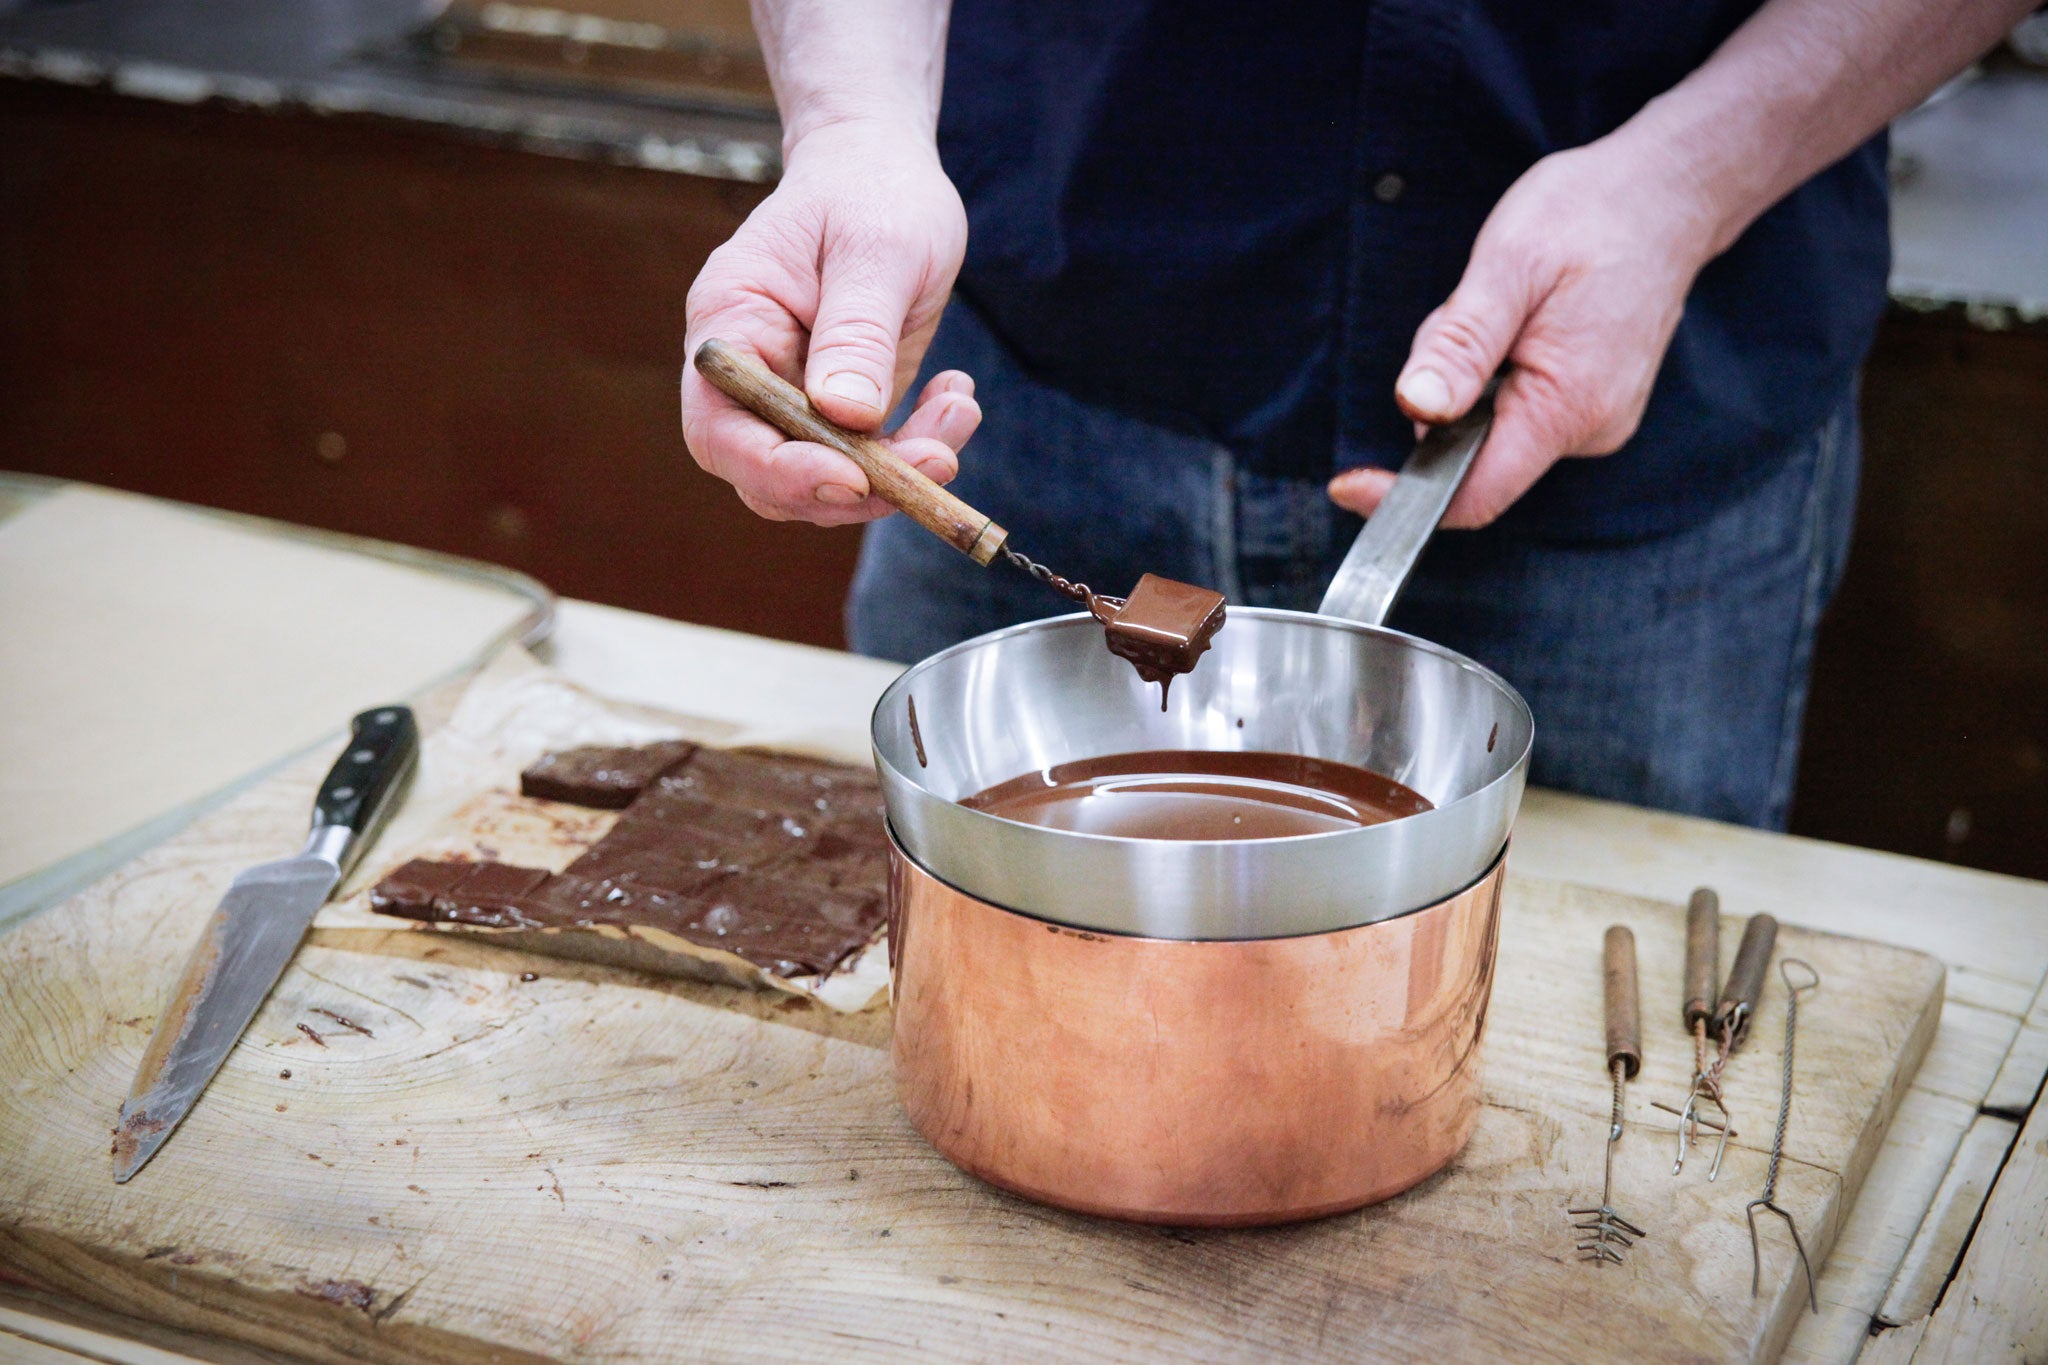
[0,665,1944,1364]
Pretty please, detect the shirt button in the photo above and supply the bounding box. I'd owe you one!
[1372,173,1406,203]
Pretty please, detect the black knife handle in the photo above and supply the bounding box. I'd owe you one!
[310,705,419,875]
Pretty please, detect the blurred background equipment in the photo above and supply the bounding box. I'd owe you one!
[419,0,773,112]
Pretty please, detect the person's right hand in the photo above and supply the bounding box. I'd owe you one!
[682,119,979,525]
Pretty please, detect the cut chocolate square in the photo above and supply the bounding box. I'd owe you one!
[676,871,884,978]
[435,862,553,928]
[520,740,698,808]
[656,746,882,822]
[368,858,473,917]
[1102,574,1228,683]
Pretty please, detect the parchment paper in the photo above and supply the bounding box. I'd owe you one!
[0,483,536,892]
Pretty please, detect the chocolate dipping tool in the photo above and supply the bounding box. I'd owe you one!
[1673,887,1735,1178]
[1674,907,1780,1181]
[1571,925,1648,1264]
[1748,958,1822,1312]
[113,706,418,1182]
[693,338,1008,564]
[692,340,1227,687]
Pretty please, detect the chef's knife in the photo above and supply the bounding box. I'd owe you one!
[112,705,419,1183]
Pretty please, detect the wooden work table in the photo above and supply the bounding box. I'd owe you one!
[555,603,2048,1365]
[1,590,2042,1363]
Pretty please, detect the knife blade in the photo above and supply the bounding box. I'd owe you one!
[113,704,419,1182]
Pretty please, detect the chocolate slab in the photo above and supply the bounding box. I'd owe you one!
[372,743,889,980]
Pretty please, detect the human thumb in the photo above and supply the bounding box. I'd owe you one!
[804,235,919,432]
[1397,251,1526,425]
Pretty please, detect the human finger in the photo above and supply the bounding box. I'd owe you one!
[803,227,925,431]
[1435,367,1589,529]
[1396,246,1534,424]
[891,385,981,454]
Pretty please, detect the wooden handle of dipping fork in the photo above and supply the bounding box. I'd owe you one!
[694,338,1009,564]
[1715,913,1780,1050]
[1683,887,1721,1032]
[1603,925,1642,1080]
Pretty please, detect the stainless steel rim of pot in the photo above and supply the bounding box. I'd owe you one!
[871,607,1533,940]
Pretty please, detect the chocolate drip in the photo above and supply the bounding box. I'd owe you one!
[1000,550,1227,707]
[907,695,928,768]
[1094,575,1227,709]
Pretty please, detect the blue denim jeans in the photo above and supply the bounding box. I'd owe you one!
[848,303,1860,830]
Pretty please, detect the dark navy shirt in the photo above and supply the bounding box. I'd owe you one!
[936,1,1891,541]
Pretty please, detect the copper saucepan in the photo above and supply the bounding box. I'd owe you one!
[694,342,1528,1225]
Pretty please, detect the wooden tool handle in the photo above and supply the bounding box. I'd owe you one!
[1714,913,1780,1049]
[1682,887,1721,1030]
[693,339,1008,564]
[1602,925,1642,1079]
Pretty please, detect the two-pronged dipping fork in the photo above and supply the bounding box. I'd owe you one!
[1665,891,1776,1181]
[1748,958,1824,1312]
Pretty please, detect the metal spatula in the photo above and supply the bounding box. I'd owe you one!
[1319,391,1497,627]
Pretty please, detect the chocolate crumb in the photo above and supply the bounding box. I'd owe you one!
[311,1008,373,1038]
[297,1279,377,1315]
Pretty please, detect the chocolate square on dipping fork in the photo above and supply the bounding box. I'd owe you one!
[695,339,1227,695]
[1097,574,1228,684]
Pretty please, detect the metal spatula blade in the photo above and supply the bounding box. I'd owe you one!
[1319,391,1496,628]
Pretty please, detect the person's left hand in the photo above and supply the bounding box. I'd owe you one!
[1328,133,1723,528]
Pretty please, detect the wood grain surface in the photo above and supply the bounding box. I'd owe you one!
[0,672,1947,1364]
[1904,1090,2048,1364]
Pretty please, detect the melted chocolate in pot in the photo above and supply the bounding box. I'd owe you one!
[962,750,1432,841]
